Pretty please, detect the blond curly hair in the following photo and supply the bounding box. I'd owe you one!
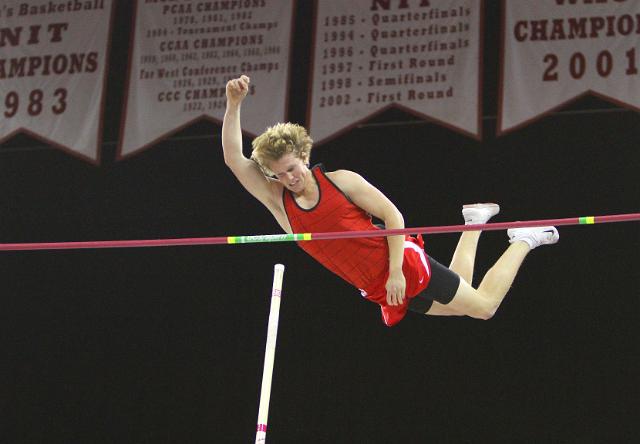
[251,123,313,176]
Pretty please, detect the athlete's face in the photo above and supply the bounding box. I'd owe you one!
[269,153,309,193]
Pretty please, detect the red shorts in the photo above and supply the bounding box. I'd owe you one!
[360,235,432,326]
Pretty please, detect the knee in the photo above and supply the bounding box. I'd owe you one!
[468,297,498,320]
[475,308,496,321]
[471,309,496,321]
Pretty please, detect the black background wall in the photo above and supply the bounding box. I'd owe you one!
[1,2,639,443]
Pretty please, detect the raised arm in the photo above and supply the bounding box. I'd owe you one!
[222,75,279,208]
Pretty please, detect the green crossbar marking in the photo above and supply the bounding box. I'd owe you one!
[227,233,312,244]
[579,216,595,225]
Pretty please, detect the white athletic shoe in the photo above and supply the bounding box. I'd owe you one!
[507,226,559,250]
[462,203,500,225]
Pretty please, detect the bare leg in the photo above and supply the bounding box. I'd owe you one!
[426,230,482,316]
[477,242,530,306]
[449,230,482,284]
[450,203,500,284]
[426,203,498,317]
[442,241,531,319]
[425,300,464,316]
[421,201,558,319]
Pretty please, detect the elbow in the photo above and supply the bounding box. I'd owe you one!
[385,208,404,229]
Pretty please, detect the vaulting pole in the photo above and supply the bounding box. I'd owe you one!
[255,264,285,444]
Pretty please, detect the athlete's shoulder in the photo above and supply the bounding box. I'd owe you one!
[325,170,372,198]
[327,169,368,185]
[325,169,362,182]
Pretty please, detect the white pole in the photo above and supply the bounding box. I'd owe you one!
[255,264,285,444]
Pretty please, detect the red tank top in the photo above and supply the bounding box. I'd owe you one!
[282,166,388,292]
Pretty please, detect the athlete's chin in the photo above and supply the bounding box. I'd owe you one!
[288,182,302,192]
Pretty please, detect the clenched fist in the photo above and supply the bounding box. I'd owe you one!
[226,75,250,106]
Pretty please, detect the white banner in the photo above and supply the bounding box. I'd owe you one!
[0,0,113,163]
[118,0,294,159]
[308,0,482,144]
[499,0,640,134]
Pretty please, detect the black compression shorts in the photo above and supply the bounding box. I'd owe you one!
[408,255,461,314]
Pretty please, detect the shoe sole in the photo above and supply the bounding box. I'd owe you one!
[463,203,499,210]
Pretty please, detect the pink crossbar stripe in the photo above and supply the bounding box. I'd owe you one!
[0,213,638,251]
[256,423,267,432]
